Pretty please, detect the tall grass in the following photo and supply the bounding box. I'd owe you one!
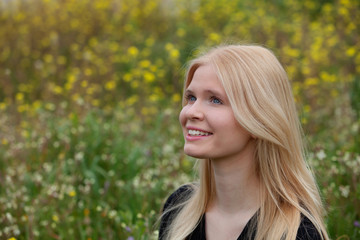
[0,106,193,239]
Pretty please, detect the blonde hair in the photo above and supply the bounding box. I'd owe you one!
[162,44,329,240]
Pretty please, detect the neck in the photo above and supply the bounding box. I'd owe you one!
[209,142,260,215]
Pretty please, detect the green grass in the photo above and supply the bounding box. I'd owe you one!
[0,107,193,239]
[1,106,359,239]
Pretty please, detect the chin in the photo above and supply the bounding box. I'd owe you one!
[184,148,208,159]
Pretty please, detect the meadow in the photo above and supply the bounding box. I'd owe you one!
[0,0,359,239]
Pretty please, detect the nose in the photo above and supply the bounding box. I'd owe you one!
[185,101,204,120]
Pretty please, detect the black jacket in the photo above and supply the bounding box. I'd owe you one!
[159,185,322,240]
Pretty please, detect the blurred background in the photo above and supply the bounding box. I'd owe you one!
[0,0,359,239]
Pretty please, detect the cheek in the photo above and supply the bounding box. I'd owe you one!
[179,107,187,127]
[214,113,246,136]
[212,112,236,128]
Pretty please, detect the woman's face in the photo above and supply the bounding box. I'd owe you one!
[179,64,255,161]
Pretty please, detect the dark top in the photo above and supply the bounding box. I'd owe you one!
[159,185,322,240]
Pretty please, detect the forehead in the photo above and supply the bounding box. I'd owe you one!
[187,64,223,90]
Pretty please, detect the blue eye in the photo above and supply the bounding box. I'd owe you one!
[185,94,196,102]
[211,97,222,104]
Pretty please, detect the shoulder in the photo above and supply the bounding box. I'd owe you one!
[159,184,196,239]
[296,215,323,240]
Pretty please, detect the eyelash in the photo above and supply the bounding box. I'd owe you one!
[185,94,196,102]
[210,96,223,104]
[185,94,223,105]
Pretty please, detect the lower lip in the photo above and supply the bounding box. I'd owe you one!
[185,134,212,141]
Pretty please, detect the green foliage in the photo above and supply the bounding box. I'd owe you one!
[0,107,191,239]
[0,0,359,239]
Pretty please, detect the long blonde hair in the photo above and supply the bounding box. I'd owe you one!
[162,44,329,240]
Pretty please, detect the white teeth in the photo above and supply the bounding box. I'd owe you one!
[188,129,211,136]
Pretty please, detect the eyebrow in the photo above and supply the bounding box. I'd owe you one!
[185,88,224,97]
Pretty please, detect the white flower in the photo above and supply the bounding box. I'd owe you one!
[316,150,326,160]
[339,185,350,198]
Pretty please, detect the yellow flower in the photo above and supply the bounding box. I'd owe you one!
[149,94,159,102]
[86,86,95,95]
[131,81,139,89]
[91,99,100,107]
[8,237,17,240]
[16,92,24,102]
[176,28,186,37]
[45,103,55,111]
[172,93,181,102]
[126,95,138,106]
[140,60,151,68]
[304,0,316,9]
[95,1,110,10]
[141,107,149,115]
[0,102,6,110]
[301,117,308,124]
[165,43,174,51]
[32,100,41,110]
[128,46,139,56]
[21,129,30,138]
[72,94,80,102]
[44,54,53,63]
[346,47,356,57]
[305,77,319,86]
[57,56,66,65]
[181,158,192,169]
[81,80,88,88]
[17,104,29,113]
[150,65,157,72]
[110,42,119,52]
[68,190,76,197]
[209,33,221,43]
[84,68,93,76]
[301,65,311,75]
[320,72,336,83]
[144,72,155,83]
[52,215,59,222]
[19,83,31,92]
[20,120,28,128]
[340,0,350,6]
[284,47,300,58]
[1,138,8,145]
[123,73,132,82]
[339,7,348,16]
[105,81,116,90]
[15,12,25,21]
[71,19,80,29]
[322,3,332,13]
[170,49,180,60]
[346,22,356,34]
[303,105,311,113]
[66,73,77,90]
[53,85,63,95]
[145,37,155,46]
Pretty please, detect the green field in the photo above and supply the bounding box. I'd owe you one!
[0,0,359,239]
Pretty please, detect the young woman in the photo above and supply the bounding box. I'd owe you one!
[159,45,329,240]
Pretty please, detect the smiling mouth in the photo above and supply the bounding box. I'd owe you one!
[188,129,213,136]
